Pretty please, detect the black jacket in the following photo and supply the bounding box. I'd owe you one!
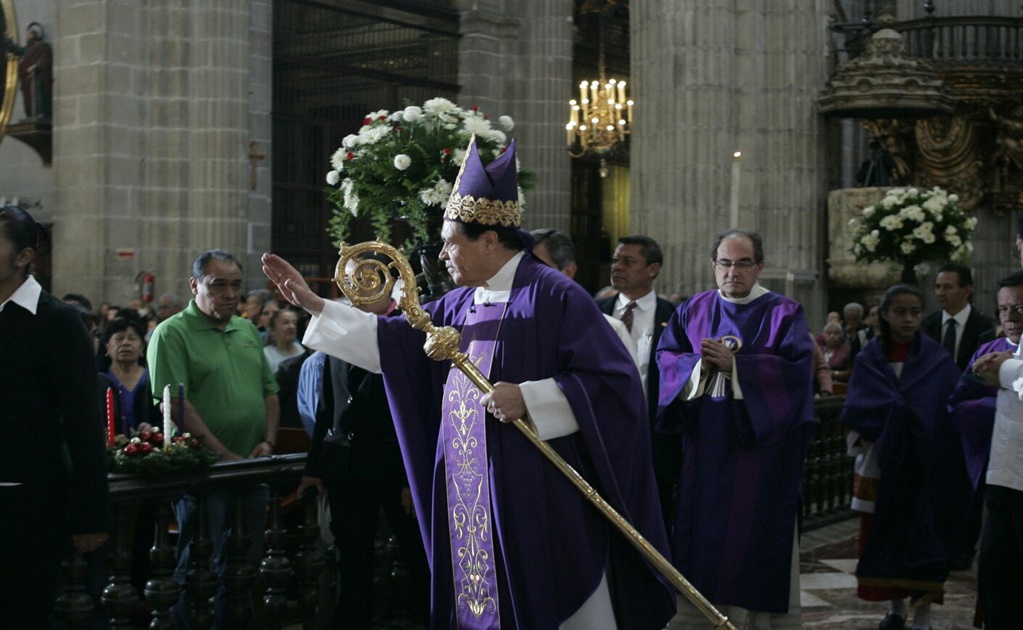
[922,307,994,372]
[0,290,109,535]
[304,354,406,483]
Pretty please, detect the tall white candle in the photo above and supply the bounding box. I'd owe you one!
[730,151,742,228]
[163,384,172,449]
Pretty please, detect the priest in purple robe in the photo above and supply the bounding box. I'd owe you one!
[949,269,1023,490]
[656,229,815,627]
[262,136,674,630]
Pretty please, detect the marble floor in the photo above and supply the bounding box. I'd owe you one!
[290,516,983,629]
[799,518,980,629]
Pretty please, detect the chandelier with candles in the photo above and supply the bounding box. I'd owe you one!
[566,3,632,159]
[567,77,632,157]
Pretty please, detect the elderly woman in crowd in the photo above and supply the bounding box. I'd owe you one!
[263,306,305,373]
[103,315,161,433]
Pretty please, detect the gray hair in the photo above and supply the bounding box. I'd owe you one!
[191,249,241,281]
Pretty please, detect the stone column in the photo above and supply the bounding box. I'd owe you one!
[456,0,573,232]
[53,0,265,303]
[631,1,828,318]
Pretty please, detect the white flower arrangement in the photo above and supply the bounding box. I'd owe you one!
[325,98,535,247]
[848,186,976,267]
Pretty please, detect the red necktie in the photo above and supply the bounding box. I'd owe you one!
[621,301,637,333]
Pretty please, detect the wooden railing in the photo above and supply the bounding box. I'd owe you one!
[803,395,855,530]
[55,454,318,630]
[54,401,856,626]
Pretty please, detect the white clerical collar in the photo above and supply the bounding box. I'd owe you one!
[616,289,656,312]
[474,251,524,305]
[0,275,42,315]
[943,303,971,327]
[717,282,769,305]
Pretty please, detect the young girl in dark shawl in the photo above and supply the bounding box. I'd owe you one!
[841,284,972,630]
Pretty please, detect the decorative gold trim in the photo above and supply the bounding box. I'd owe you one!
[445,357,499,618]
[443,192,520,227]
[0,0,19,141]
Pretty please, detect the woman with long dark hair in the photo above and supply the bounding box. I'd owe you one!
[0,205,110,627]
[841,284,971,630]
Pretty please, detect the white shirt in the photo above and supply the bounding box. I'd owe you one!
[991,344,1023,492]
[941,303,972,359]
[613,290,657,391]
[0,275,42,314]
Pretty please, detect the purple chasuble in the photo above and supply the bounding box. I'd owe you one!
[655,289,814,614]
[442,303,505,628]
[947,337,1014,489]
[841,334,972,595]
[375,255,675,630]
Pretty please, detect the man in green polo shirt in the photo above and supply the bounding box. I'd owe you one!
[148,249,279,628]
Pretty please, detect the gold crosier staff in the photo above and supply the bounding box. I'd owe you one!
[335,241,735,630]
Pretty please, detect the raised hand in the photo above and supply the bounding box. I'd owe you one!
[261,253,325,316]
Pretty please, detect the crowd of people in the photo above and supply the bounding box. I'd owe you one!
[4,134,1023,630]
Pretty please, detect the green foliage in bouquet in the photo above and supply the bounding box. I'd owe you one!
[325,98,536,249]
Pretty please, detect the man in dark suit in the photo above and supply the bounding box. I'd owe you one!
[596,235,678,527]
[0,206,109,628]
[923,262,994,372]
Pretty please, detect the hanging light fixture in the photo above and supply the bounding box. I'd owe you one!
[567,3,632,158]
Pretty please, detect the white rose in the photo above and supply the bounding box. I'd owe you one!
[948,194,959,203]
[326,170,340,186]
[863,205,876,217]
[342,134,360,149]
[499,115,515,131]
[907,188,919,197]
[393,154,412,170]
[403,106,423,122]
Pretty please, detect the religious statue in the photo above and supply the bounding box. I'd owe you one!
[1,22,53,121]
[989,105,1023,191]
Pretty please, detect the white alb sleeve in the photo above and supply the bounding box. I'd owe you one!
[301,299,382,373]
[519,379,579,440]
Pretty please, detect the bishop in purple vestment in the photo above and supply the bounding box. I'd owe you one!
[263,137,674,630]
[656,230,815,617]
